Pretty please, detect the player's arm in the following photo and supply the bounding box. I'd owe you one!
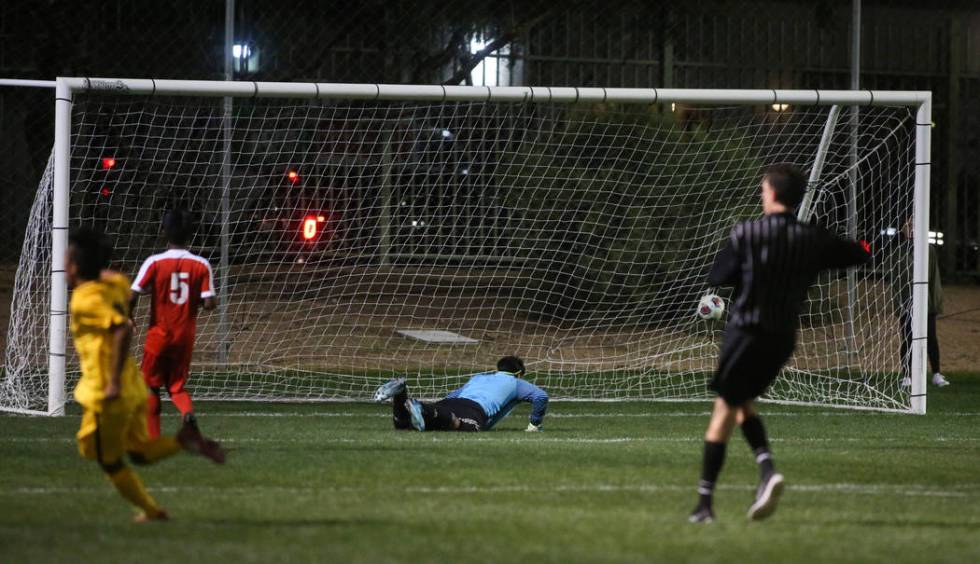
[200,260,218,311]
[105,318,133,401]
[102,272,135,401]
[821,232,872,270]
[129,257,155,319]
[515,378,549,431]
[128,293,141,320]
[707,231,740,287]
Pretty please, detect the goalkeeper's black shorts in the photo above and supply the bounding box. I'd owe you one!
[709,326,796,406]
[432,398,488,432]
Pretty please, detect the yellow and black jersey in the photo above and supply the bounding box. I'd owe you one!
[69,271,146,410]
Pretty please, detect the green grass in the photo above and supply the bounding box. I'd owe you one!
[1,375,979,564]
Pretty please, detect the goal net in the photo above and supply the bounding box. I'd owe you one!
[0,82,931,414]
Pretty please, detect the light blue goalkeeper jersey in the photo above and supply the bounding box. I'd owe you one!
[445,371,549,430]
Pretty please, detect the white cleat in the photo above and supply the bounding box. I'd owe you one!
[932,373,950,387]
[747,472,784,521]
[373,378,406,403]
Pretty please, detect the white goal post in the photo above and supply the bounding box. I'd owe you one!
[2,78,931,415]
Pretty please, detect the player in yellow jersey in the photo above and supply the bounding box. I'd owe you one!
[67,226,225,522]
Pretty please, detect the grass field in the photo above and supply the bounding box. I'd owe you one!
[1,375,978,564]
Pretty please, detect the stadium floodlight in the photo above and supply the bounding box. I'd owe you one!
[0,79,931,415]
[232,44,251,59]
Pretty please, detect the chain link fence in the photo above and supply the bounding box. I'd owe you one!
[1,0,978,268]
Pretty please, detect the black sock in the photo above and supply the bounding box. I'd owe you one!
[392,391,410,429]
[697,441,727,508]
[741,415,774,478]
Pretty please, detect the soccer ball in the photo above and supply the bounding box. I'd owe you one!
[697,294,725,320]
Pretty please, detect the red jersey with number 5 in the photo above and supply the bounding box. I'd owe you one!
[131,249,215,342]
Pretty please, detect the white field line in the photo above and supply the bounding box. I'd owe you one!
[3,436,977,444]
[153,411,980,418]
[2,482,976,499]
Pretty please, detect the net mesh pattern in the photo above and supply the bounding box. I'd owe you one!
[1,95,918,411]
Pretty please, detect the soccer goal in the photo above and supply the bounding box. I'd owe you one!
[0,79,932,415]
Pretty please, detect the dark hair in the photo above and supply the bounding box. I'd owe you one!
[162,208,197,246]
[68,226,112,280]
[497,356,526,376]
[762,163,807,209]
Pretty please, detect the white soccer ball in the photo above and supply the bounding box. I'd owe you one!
[697,294,725,320]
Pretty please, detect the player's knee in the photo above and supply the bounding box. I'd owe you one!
[99,458,126,475]
[128,451,150,466]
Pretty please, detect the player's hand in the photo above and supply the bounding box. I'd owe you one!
[103,382,120,401]
[525,422,541,433]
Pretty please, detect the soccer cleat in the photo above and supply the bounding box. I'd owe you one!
[133,508,169,523]
[932,373,950,387]
[176,422,203,451]
[198,438,227,465]
[688,506,715,524]
[406,399,425,432]
[374,377,406,403]
[747,472,785,521]
[177,423,226,464]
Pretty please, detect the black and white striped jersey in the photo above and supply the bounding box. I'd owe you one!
[708,212,870,333]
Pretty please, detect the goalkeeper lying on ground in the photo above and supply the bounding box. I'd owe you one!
[374,356,549,432]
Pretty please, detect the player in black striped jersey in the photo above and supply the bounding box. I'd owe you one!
[689,164,870,524]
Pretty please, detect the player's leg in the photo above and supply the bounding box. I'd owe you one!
[140,330,167,438]
[146,387,163,437]
[405,399,457,431]
[739,334,793,521]
[392,387,411,430]
[738,401,785,521]
[691,329,750,523]
[77,406,167,521]
[927,313,949,386]
[737,401,775,479]
[126,400,182,466]
[690,396,737,523]
[167,343,196,428]
[899,312,912,387]
[374,378,411,429]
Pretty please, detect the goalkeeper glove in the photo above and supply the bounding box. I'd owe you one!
[525,422,541,432]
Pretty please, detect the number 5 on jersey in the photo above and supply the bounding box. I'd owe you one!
[170,272,190,305]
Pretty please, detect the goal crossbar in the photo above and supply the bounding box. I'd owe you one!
[24,79,935,415]
[61,77,930,107]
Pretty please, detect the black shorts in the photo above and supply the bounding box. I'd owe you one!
[709,326,796,406]
[433,398,488,431]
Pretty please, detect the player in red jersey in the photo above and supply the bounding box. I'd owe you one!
[130,209,217,438]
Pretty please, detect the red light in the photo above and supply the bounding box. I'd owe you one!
[101,157,117,170]
[317,215,325,222]
[99,187,111,197]
[287,170,299,184]
[302,217,317,240]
